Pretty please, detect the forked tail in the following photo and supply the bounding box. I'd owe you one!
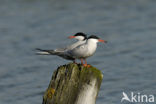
[36,48,75,60]
[36,48,57,55]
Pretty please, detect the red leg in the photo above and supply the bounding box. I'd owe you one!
[84,59,87,65]
[81,59,84,65]
[84,59,90,67]
[83,59,87,67]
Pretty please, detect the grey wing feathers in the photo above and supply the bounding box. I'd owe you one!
[36,48,75,60]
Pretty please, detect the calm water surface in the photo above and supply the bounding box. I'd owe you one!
[0,0,156,104]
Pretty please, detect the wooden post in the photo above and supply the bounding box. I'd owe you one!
[42,63,103,104]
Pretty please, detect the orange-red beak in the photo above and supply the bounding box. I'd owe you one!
[98,39,107,43]
[68,36,76,39]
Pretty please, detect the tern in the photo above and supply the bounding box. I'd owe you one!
[36,32,87,63]
[67,35,107,66]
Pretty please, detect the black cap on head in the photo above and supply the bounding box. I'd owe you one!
[74,32,87,40]
[88,35,100,39]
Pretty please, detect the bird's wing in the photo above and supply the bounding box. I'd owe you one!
[65,40,86,50]
[67,44,88,58]
[54,41,83,52]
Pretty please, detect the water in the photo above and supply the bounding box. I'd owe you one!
[0,0,156,104]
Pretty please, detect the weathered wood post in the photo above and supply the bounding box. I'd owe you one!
[42,63,103,104]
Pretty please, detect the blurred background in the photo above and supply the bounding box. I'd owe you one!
[0,0,156,104]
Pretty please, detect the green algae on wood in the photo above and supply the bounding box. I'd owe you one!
[42,63,103,104]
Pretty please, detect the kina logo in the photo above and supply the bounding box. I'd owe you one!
[121,92,155,103]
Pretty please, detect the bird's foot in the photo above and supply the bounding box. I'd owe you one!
[83,64,91,68]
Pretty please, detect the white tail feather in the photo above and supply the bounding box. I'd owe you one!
[36,51,50,55]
